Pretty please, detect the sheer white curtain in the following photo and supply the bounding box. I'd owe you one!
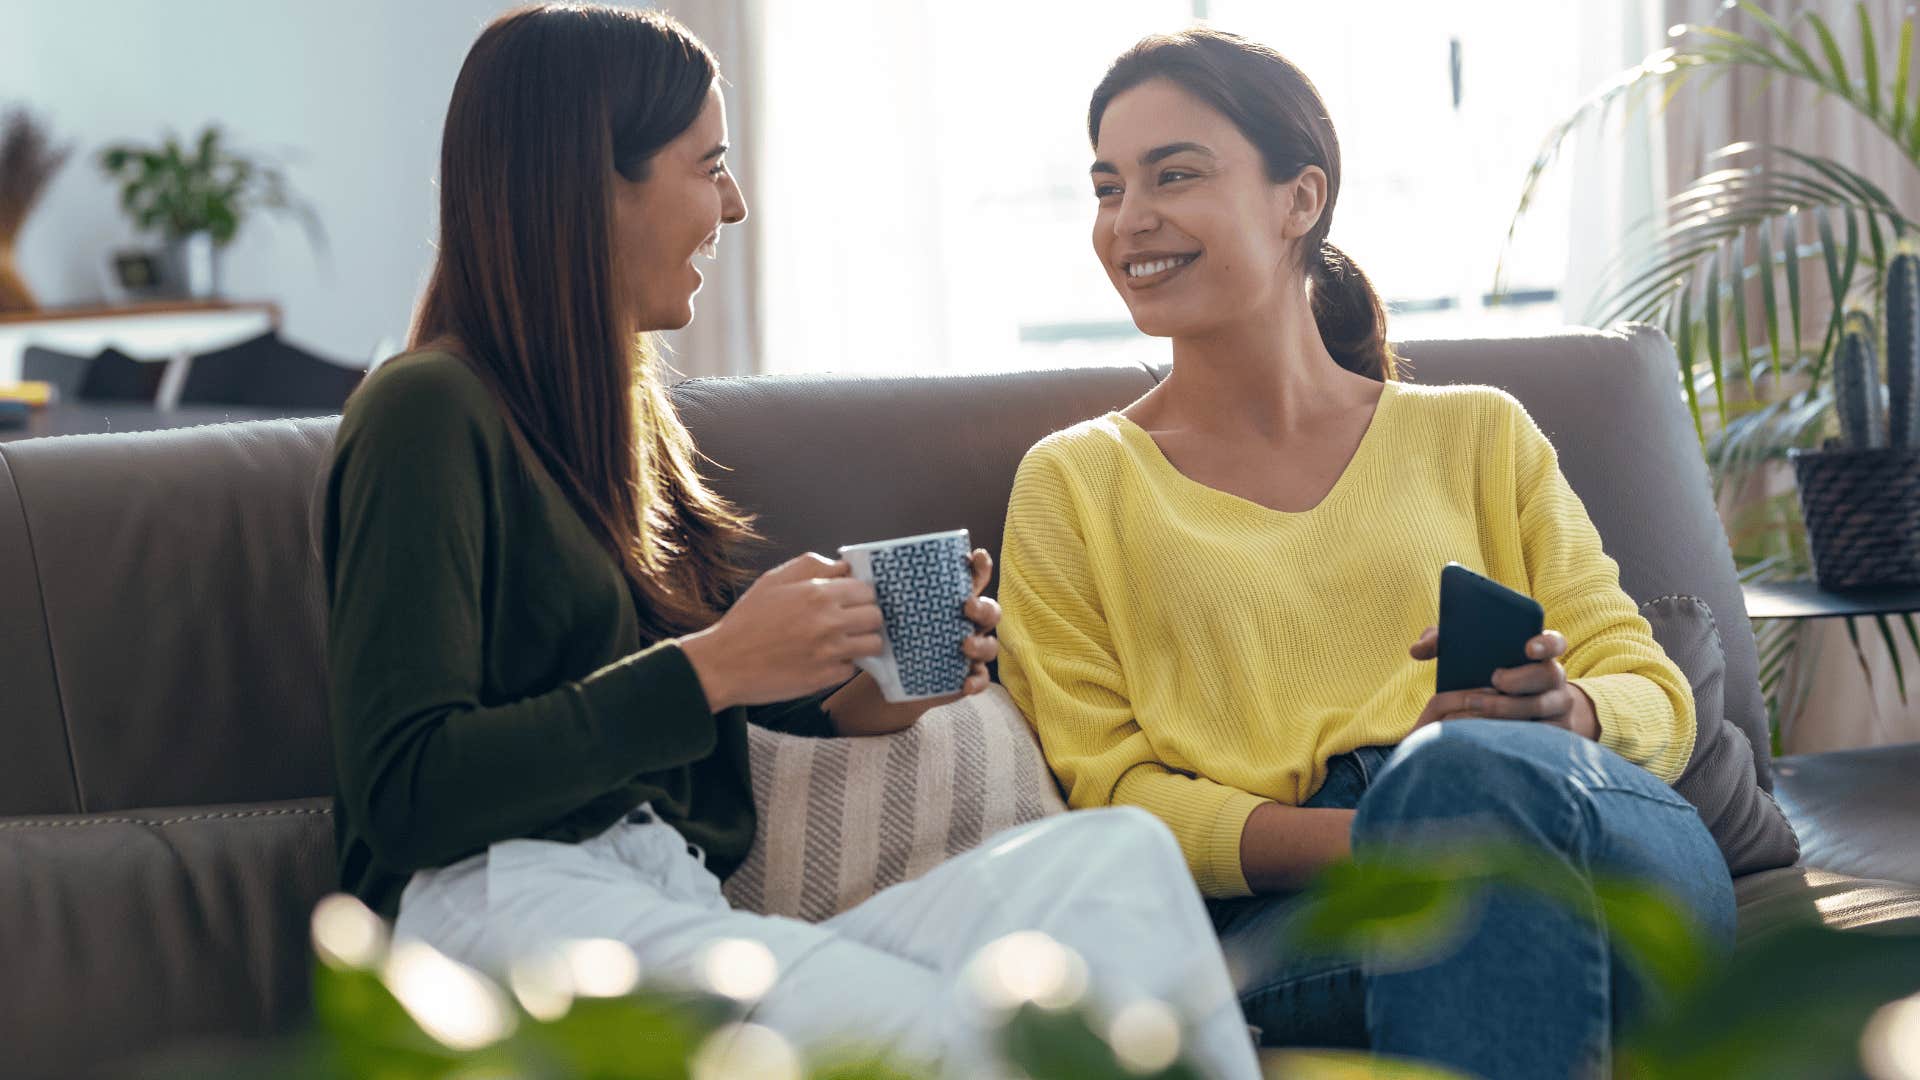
[658,0,766,380]
[1558,0,1668,323]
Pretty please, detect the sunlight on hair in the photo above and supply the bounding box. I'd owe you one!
[1861,993,1920,1080]
[965,931,1090,1012]
[310,893,387,970]
[690,1022,801,1080]
[564,938,642,998]
[701,938,778,1003]
[1108,999,1183,1074]
[382,940,517,1051]
[507,947,576,1022]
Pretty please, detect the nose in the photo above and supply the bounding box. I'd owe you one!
[1112,188,1158,239]
[720,168,748,225]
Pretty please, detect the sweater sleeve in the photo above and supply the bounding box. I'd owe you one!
[324,361,719,873]
[1506,396,1696,783]
[998,447,1268,898]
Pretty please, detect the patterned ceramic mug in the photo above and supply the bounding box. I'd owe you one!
[837,528,974,703]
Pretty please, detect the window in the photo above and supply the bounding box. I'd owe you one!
[755,2,1586,374]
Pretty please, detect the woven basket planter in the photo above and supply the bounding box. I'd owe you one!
[1789,444,1920,590]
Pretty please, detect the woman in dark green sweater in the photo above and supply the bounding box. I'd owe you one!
[322,5,1258,1074]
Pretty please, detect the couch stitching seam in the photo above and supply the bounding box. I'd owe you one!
[0,807,333,830]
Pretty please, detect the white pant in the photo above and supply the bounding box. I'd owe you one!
[395,804,1260,1079]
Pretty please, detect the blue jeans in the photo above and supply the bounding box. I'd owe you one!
[1207,719,1737,1080]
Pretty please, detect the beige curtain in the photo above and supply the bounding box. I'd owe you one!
[1665,0,1920,752]
[657,0,763,380]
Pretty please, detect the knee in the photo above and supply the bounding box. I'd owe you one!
[1356,720,1582,846]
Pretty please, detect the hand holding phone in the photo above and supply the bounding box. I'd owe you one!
[1410,564,1596,737]
[1434,562,1545,694]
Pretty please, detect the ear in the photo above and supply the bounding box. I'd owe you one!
[1282,166,1329,240]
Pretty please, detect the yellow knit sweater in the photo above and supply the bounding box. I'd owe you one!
[996,378,1696,898]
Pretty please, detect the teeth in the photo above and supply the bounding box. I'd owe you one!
[1127,255,1195,279]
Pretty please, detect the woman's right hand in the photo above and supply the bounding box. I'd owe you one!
[677,553,885,711]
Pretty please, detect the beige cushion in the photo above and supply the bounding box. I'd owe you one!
[723,685,1066,921]
[1641,595,1801,876]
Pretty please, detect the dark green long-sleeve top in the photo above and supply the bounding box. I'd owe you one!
[322,350,832,919]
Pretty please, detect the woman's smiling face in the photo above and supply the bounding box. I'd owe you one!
[613,81,748,333]
[1090,76,1322,340]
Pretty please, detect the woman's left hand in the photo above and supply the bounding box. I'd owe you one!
[961,548,1001,696]
[1409,627,1600,741]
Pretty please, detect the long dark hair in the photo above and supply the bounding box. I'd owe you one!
[1089,28,1399,381]
[409,3,754,638]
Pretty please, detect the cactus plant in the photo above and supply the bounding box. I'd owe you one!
[1836,312,1882,450]
[1887,252,1920,450]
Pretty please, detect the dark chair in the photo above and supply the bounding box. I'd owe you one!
[178,331,366,412]
[23,344,165,404]
[20,346,91,402]
[76,347,167,403]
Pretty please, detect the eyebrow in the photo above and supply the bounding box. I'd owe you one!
[699,142,729,163]
[1089,141,1215,175]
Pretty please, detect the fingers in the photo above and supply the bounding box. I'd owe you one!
[963,662,992,695]
[962,633,999,664]
[1525,629,1567,661]
[1458,687,1575,721]
[969,548,993,598]
[840,632,886,659]
[812,576,878,608]
[965,594,1001,633]
[764,552,844,583]
[1409,625,1438,660]
[1491,657,1564,695]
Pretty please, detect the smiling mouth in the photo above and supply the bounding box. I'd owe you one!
[696,233,719,260]
[1123,253,1199,286]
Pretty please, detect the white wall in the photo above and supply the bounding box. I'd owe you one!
[2,0,514,364]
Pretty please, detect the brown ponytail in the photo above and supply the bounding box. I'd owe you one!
[1089,28,1399,381]
[1308,241,1395,381]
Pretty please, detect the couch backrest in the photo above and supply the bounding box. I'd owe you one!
[0,419,340,814]
[0,326,1771,816]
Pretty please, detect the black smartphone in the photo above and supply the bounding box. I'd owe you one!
[1435,562,1545,694]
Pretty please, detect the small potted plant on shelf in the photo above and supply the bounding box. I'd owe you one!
[98,124,322,300]
[1790,249,1920,590]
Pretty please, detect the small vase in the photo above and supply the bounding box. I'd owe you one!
[165,232,222,300]
[0,244,37,313]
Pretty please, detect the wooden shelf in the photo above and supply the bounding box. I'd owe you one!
[0,300,280,326]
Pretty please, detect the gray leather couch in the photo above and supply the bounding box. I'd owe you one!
[3,326,1917,1077]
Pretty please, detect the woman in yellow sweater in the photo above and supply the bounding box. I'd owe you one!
[997,28,1736,1080]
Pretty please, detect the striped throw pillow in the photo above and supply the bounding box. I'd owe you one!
[722,684,1067,922]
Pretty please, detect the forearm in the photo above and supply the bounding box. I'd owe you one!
[1238,801,1359,893]
[823,670,958,736]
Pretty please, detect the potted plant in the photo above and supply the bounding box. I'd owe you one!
[1504,2,1920,725]
[98,124,321,299]
[1790,254,1920,589]
[0,106,72,313]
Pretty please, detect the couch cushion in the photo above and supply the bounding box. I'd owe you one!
[0,798,336,1079]
[1772,742,1920,886]
[0,419,339,812]
[1640,595,1799,875]
[723,686,1065,921]
[1734,865,1920,943]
